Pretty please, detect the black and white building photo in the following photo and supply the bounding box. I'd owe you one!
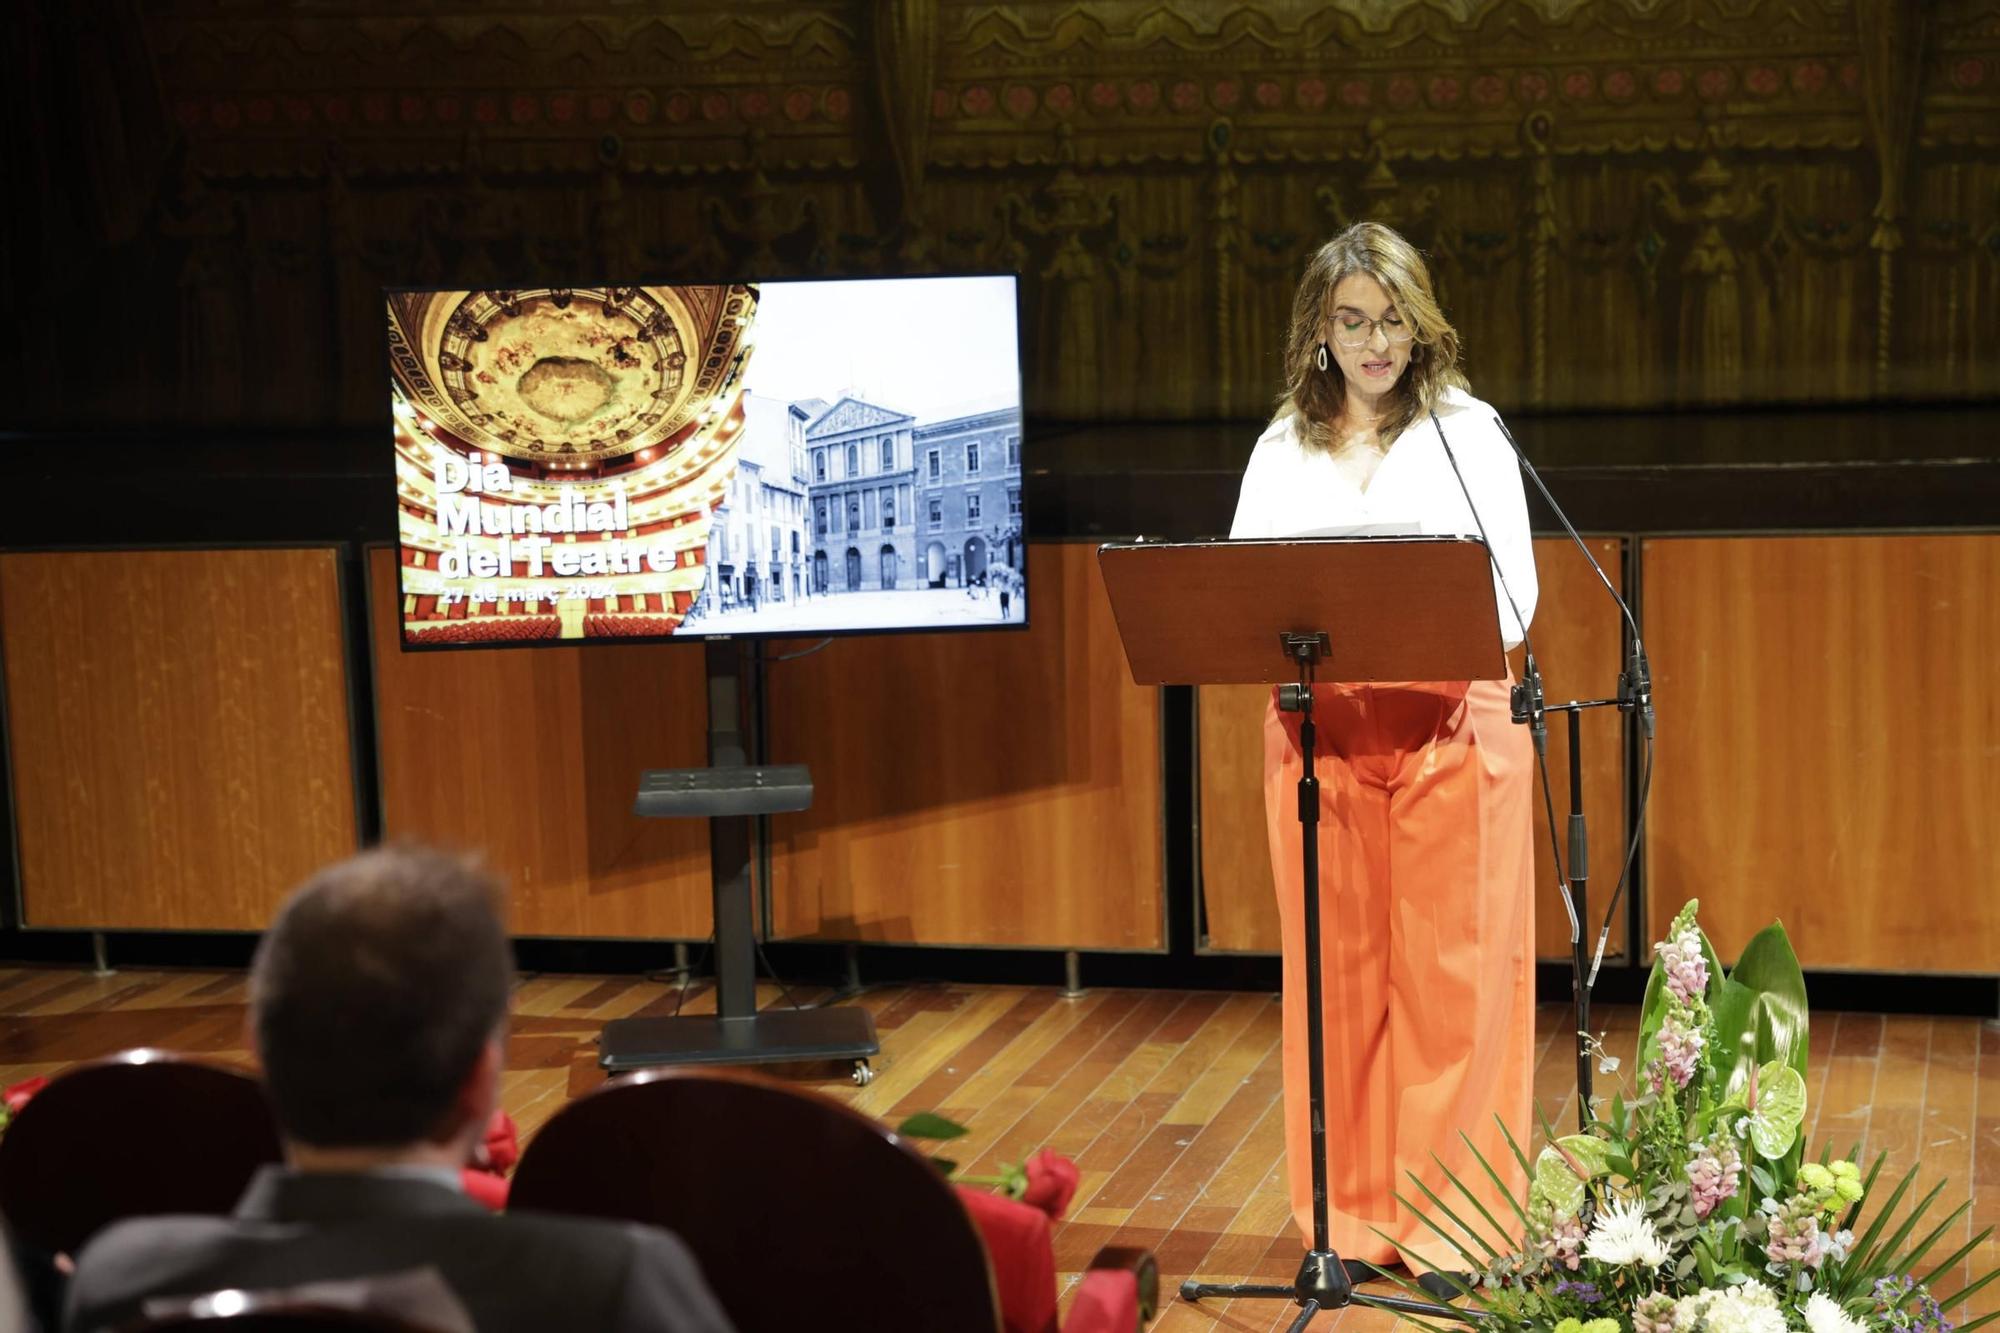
[676,275,1025,636]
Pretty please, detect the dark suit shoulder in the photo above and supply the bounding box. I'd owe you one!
[67,1210,733,1333]
[67,1214,287,1332]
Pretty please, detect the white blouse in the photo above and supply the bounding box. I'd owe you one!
[1228,385,1538,650]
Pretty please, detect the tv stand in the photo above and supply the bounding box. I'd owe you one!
[597,639,879,1083]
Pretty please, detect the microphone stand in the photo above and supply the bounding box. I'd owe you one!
[1493,417,1654,1133]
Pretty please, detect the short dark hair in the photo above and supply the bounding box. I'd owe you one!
[251,845,512,1147]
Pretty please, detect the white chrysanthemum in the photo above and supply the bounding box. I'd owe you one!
[1581,1197,1671,1268]
[1802,1292,1865,1333]
[1674,1283,1788,1333]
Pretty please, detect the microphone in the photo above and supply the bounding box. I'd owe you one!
[1428,411,1547,759]
[1489,416,1654,740]
[1510,650,1549,756]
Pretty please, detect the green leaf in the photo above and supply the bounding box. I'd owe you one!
[1365,1225,1501,1318]
[1391,1190,1496,1276]
[1431,1150,1517,1257]
[1403,1170,1503,1261]
[1844,1161,1920,1273]
[1868,1177,1948,1276]
[1704,924,1816,1176]
[929,1156,958,1176]
[1936,1267,2000,1324]
[1843,1150,1888,1235]
[1918,1223,1993,1289]
[1893,1200,1970,1278]
[1492,1112,1535,1179]
[895,1112,970,1141]
[1461,1130,1535,1229]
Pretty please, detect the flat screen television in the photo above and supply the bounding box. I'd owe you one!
[387,275,1024,649]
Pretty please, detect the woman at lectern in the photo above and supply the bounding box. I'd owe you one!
[1229,221,1537,1290]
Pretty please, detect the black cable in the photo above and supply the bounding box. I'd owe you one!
[1487,415,1655,983]
[668,935,714,1018]
[769,637,833,662]
[1429,411,1575,933]
[752,935,804,1011]
[802,978,954,1010]
[1593,732,1654,986]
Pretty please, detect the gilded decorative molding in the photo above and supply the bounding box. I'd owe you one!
[11,0,2000,429]
[1855,0,1928,394]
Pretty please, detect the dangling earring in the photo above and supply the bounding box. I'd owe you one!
[1315,342,1330,373]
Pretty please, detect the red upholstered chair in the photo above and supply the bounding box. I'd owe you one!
[509,1068,1157,1333]
[0,1051,284,1259]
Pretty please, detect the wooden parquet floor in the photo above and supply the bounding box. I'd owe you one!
[1,965,1994,1329]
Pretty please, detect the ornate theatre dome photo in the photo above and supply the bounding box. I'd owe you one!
[389,284,757,644]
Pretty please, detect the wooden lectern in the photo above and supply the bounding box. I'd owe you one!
[1098,536,1505,1329]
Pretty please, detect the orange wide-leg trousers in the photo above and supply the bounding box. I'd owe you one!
[1263,678,1534,1269]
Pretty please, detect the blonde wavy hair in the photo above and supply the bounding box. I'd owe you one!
[1278,222,1466,450]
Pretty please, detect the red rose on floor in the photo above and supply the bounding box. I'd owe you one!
[4,1076,47,1115]
[472,1108,519,1174]
[1018,1149,1079,1221]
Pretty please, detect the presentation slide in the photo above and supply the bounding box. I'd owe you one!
[389,276,1023,648]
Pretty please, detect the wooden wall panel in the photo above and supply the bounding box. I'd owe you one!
[1643,535,2000,973]
[764,542,1163,950]
[367,548,713,939]
[1,548,358,930]
[1199,537,1630,958]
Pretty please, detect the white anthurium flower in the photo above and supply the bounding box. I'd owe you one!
[1580,1196,1671,1269]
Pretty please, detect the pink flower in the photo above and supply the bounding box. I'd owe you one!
[1633,1293,1677,1333]
[1767,1208,1824,1266]
[1658,926,1707,1006]
[1657,1012,1704,1089]
[1542,1211,1585,1270]
[1687,1137,1741,1218]
[1019,1148,1080,1220]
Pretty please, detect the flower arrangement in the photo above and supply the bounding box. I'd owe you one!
[1389,901,1995,1332]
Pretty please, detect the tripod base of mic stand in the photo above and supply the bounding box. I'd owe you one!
[1178,1249,1479,1327]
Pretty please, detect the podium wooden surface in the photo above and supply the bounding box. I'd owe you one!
[1098,536,1507,687]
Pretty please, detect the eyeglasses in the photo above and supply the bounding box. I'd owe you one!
[1326,312,1415,349]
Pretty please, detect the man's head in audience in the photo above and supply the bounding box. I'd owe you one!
[251,845,510,1173]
